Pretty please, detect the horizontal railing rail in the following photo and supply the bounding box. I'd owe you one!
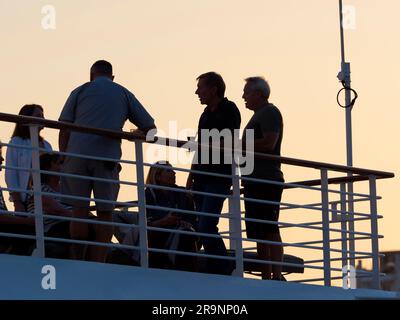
[0,112,394,178]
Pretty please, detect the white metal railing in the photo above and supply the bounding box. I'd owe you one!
[0,112,395,289]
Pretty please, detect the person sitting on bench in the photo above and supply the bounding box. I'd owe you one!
[0,141,35,255]
[145,161,198,272]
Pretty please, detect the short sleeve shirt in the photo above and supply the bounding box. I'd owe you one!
[26,184,72,232]
[194,98,241,184]
[59,77,155,159]
[242,103,284,182]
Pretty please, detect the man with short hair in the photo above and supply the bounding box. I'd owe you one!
[186,72,241,275]
[242,76,284,280]
[59,60,156,262]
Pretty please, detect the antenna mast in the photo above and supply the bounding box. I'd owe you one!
[337,0,356,269]
[338,0,353,167]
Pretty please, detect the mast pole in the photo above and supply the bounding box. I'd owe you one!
[338,0,355,269]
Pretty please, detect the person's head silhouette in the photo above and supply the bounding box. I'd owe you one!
[90,60,114,81]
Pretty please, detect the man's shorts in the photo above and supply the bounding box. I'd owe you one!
[243,182,283,240]
[61,157,120,212]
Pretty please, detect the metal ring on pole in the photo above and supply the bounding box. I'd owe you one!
[337,82,358,109]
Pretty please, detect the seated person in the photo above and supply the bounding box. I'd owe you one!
[0,141,35,255]
[26,152,97,258]
[145,161,198,272]
[2,150,93,258]
[5,104,52,213]
[26,153,72,240]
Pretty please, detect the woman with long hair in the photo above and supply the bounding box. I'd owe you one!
[5,104,52,213]
[145,161,198,272]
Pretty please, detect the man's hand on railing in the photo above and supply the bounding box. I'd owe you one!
[130,129,146,137]
[130,126,157,142]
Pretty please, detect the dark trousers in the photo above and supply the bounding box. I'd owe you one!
[193,181,233,275]
[148,230,197,272]
[0,224,36,255]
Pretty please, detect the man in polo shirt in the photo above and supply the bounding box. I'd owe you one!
[242,76,284,280]
[59,60,156,262]
[186,72,241,275]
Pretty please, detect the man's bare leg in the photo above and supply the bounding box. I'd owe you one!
[257,242,272,280]
[86,211,113,263]
[69,208,89,260]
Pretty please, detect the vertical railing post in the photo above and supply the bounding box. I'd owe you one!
[135,141,148,268]
[228,181,235,252]
[347,182,356,268]
[368,175,381,290]
[320,169,331,286]
[29,125,45,258]
[230,159,243,277]
[340,183,348,269]
[331,203,338,222]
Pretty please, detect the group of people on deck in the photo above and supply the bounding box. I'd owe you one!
[0,60,284,280]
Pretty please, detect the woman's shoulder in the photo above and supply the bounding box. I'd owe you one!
[8,136,52,148]
[9,136,29,145]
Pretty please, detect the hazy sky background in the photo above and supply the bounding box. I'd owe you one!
[0,0,399,283]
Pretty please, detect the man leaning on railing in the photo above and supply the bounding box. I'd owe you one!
[58,60,156,262]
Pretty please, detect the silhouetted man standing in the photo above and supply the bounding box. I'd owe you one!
[187,72,241,275]
[242,76,284,280]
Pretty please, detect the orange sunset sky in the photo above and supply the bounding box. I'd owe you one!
[0,0,399,283]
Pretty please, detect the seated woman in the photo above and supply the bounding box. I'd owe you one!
[145,161,198,272]
[0,141,35,255]
[5,104,52,213]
